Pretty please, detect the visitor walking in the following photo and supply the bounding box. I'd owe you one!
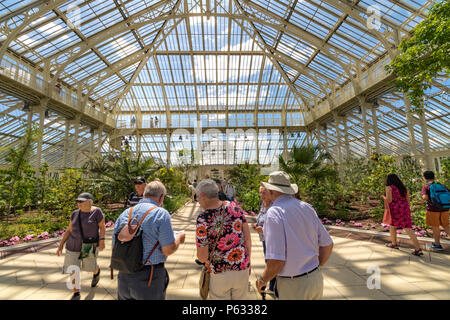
[225,180,236,201]
[221,177,227,190]
[193,179,198,202]
[382,174,423,256]
[126,177,146,208]
[188,181,196,201]
[251,186,277,295]
[155,116,158,127]
[422,171,450,251]
[56,192,106,300]
[195,179,251,300]
[214,178,230,201]
[255,171,333,300]
[113,181,185,300]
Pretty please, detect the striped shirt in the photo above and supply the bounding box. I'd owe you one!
[126,192,143,209]
[113,199,175,265]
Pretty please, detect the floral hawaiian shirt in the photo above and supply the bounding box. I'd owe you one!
[196,201,250,274]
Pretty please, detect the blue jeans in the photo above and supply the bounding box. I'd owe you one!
[262,241,278,295]
[118,264,169,300]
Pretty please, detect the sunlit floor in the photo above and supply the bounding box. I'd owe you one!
[0,201,449,300]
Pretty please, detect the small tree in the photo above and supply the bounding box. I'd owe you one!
[0,126,39,221]
[385,1,450,113]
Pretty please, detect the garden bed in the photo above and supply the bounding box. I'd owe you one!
[320,217,449,240]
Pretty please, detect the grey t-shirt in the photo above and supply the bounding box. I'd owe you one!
[65,207,104,252]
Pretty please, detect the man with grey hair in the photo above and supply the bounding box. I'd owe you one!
[113,180,185,300]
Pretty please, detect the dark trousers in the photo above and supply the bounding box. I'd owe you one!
[118,264,169,300]
[262,241,278,295]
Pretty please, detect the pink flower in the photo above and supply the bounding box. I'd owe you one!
[7,242,15,246]
[22,235,34,241]
[440,232,447,237]
[9,236,20,242]
[415,232,421,236]
[105,221,114,227]
[396,230,402,234]
[217,233,240,251]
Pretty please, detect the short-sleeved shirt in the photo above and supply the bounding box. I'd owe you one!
[113,199,175,265]
[263,194,333,277]
[66,207,104,252]
[196,201,250,274]
[256,202,271,242]
[126,192,143,208]
[422,183,448,212]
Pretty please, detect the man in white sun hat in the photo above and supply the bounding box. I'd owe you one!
[255,171,334,300]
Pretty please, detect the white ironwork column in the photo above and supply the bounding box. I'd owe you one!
[62,119,69,168]
[370,104,381,154]
[419,111,433,170]
[403,97,419,159]
[35,105,46,176]
[72,114,81,168]
[89,128,95,157]
[359,99,371,157]
[332,112,343,165]
[342,114,351,158]
[96,125,104,155]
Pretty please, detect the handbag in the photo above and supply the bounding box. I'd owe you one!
[78,210,98,260]
[199,203,226,300]
[382,199,392,225]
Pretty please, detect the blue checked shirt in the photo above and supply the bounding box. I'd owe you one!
[113,198,175,265]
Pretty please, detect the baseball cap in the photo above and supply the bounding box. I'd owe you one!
[134,177,146,184]
[76,192,94,202]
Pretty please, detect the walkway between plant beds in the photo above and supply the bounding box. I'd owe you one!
[0,201,449,300]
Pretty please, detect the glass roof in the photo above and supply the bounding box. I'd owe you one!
[0,0,447,167]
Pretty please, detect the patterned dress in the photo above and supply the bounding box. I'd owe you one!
[388,185,412,229]
[196,201,250,274]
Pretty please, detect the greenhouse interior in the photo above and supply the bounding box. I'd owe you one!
[0,0,449,301]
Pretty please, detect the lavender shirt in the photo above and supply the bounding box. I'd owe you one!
[65,207,104,252]
[263,194,333,276]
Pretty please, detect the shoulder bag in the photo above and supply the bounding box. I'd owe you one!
[199,202,226,300]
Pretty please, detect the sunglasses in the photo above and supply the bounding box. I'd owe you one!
[134,181,144,185]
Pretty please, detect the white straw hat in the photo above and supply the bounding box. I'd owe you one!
[261,171,298,195]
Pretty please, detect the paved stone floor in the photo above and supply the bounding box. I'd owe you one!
[0,201,449,300]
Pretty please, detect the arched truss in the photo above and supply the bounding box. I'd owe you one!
[0,0,448,169]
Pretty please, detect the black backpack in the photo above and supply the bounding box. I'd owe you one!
[110,206,159,284]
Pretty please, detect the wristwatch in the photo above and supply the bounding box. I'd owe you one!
[99,238,105,241]
[257,275,266,284]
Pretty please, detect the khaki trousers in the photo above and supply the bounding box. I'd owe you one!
[276,268,324,300]
[209,269,249,300]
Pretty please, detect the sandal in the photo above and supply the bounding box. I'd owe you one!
[385,243,399,249]
[412,249,424,256]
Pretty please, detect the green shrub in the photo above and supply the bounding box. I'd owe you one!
[411,208,427,228]
[164,195,190,213]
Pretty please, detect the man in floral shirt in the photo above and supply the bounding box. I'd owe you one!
[195,179,252,300]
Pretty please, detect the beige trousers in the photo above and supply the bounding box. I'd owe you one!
[209,269,249,300]
[276,268,324,300]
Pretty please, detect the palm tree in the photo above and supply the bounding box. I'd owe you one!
[83,151,161,203]
[279,145,337,185]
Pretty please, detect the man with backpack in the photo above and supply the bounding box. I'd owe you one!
[422,171,450,251]
[112,181,185,300]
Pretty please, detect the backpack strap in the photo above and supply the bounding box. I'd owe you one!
[144,241,160,287]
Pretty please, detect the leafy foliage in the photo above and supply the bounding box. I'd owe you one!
[279,145,341,215]
[385,0,450,112]
[0,126,40,218]
[226,162,268,212]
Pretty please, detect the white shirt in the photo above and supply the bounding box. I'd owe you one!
[263,194,333,276]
